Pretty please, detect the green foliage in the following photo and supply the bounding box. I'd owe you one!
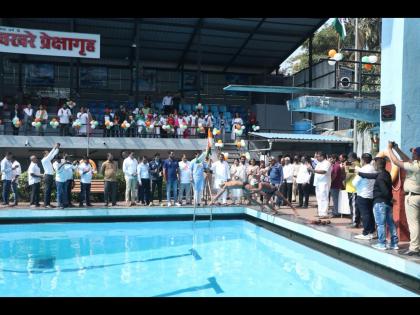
[356,121,376,133]
[286,18,381,74]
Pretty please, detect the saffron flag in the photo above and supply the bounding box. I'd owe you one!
[207,127,213,150]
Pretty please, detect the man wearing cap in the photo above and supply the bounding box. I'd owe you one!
[387,142,420,256]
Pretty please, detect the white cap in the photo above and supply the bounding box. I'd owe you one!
[0,102,3,107]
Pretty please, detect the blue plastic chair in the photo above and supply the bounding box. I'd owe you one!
[211,105,219,113]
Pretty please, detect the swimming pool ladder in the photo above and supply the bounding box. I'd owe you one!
[193,204,213,222]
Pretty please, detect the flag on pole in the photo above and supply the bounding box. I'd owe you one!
[207,128,213,150]
[333,18,346,40]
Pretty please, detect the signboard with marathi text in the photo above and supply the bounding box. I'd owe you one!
[0,26,100,59]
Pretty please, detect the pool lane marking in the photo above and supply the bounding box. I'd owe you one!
[153,277,224,297]
[189,249,202,260]
[1,250,201,274]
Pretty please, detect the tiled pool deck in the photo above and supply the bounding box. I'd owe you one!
[0,200,419,286]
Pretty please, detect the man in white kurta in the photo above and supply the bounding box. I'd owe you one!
[230,159,246,204]
[311,152,332,217]
[211,153,230,204]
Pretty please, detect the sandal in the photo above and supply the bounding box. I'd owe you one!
[310,220,322,225]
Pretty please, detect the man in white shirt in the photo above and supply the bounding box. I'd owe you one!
[178,154,192,205]
[123,151,138,206]
[78,156,94,207]
[189,111,198,137]
[137,156,151,206]
[282,157,295,204]
[211,153,230,205]
[41,143,60,208]
[23,103,33,135]
[352,153,377,240]
[296,156,312,208]
[162,92,173,115]
[58,104,72,136]
[77,107,89,136]
[1,152,14,205]
[309,152,332,218]
[205,112,215,129]
[53,155,68,209]
[11,155,21,206]
[28,155,42,207]
[64,156,77,207]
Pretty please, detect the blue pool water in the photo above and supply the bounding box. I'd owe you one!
[0,219,417,297]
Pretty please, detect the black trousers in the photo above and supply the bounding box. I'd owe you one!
[349,192,361,224]
[79,183,91,205]
[138,178,151,204]
[356,196,375,235]
[30,182,40,206]
[297,183,310,207]
[151,179,163,203]
[282,182,293,203]
[59,124,70,136]
[2,180,11,204]
[12,125,19,135]
[44,174,54,206]
[67,180,74,205]
[104,181,117,205]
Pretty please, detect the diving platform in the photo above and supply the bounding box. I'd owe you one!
[286,96,380,123]
[223,84,379,97]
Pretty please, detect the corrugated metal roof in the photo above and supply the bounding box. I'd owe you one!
[5,17,327,74]
[250,132,353,143]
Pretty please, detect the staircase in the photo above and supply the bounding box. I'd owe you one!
[217,140,256,163]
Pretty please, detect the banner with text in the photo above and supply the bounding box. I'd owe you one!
[0,26,100,58]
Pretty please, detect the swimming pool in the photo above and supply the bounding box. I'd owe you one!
[0,219,417,297]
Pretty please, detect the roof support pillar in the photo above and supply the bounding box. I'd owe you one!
[308,34,313,120]
[196,26,202,102]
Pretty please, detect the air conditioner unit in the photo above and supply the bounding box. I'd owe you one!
[338,66,354,89]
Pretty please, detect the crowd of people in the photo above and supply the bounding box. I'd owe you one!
[0,95,258,140]
[1,141,419,256]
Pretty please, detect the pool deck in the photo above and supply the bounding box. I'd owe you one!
[1,196,419,285]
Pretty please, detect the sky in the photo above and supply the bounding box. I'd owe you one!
[279,18,334,74]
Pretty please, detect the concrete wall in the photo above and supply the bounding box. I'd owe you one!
[380,18,420,152]
[252,103,305,132]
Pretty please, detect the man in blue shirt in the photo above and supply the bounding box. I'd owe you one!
[163,151,180,207]
[268,157,284,208]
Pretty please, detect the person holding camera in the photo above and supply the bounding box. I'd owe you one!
[387,141,420,256]
[64,156,78,207]
[53,155,68,209]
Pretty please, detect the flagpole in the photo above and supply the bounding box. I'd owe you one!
[353,18,359,154]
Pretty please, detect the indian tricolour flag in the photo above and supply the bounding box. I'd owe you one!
[207,128,213,150]
[333,18,347,40]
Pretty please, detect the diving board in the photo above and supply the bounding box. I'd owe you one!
[287,96,380,123]
[224,84,379,96]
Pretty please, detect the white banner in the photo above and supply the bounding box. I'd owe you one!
[0,26,100,59]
